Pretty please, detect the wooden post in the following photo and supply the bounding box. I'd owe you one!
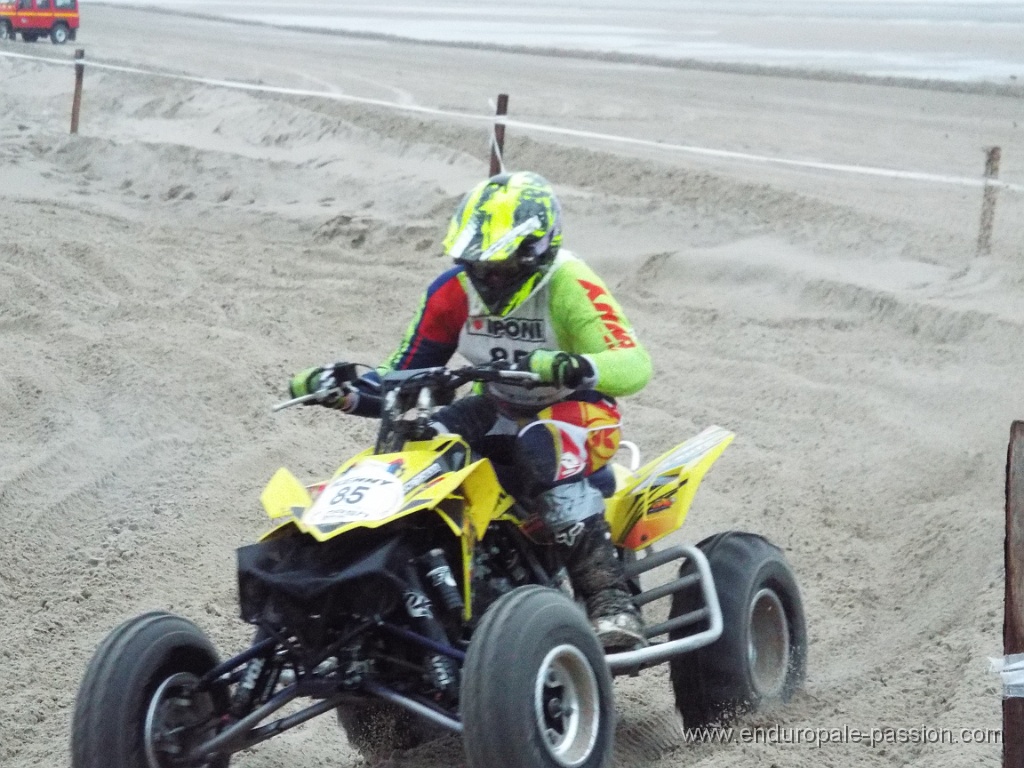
[70,48,84,135]
[977,146,1001,257]
[489,93,508,176]
[1006,420,1024,768]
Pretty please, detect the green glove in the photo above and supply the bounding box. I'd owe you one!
[523,350,594,389]
[288,366,346,408]
[288,362,360,408]
[289,366,327,400]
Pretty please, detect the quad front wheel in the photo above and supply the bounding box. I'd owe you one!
[669,532,806,727]
[72,610,230,768]
[462,585,615,768]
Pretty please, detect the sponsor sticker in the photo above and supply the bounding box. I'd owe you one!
[403,463,443,493]
[466,316,546,341]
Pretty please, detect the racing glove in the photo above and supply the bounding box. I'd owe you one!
[520,350,596,389]
[288,363,358,410]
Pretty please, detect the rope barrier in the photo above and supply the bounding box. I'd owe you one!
[1,48,1021,193]
[487,96,507,176]
[488,128,506,174]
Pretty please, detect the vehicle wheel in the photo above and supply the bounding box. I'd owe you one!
[50,23,68,43]
[462,585,614,768]
[72,610,230,768]
[22,32,38,42]
[336,702,442,760]
[669,532,806,728]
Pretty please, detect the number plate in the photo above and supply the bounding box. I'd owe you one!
[304,461,404,526]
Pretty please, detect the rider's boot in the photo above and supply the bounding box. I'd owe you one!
[537,482,647,651]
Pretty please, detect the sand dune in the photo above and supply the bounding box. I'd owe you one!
[1,6,1022,767]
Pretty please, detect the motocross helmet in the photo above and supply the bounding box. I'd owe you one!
[443,171,563,316]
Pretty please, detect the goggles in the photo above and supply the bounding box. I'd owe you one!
[465,258,525,282]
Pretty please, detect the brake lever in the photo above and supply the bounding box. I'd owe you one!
[271,387,343,412]
[497,370,542,382]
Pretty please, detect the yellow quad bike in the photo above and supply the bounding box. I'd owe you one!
[71,363,806,768]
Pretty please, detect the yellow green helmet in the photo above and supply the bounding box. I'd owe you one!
[443,171,563,316]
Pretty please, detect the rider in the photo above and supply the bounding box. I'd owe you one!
[289,171,652,650]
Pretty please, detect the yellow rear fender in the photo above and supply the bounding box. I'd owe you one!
[606,426,735,549]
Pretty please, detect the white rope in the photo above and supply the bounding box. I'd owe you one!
[489,126,506,174]
[0,50,501,123]
[2,49,1021,193]
[487,96,506,174]
[499,115,1024,192]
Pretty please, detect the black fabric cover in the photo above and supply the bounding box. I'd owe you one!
[237,530,410,625]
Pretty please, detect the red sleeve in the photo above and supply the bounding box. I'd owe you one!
[384,266,469,370]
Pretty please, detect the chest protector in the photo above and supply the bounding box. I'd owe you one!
[458,280,571,409]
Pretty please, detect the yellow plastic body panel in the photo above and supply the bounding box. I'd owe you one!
[605,426,735,550]
[258,435,512,543]
[259,467,313,520]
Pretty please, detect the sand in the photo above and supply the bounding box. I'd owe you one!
[1,5,1022,767]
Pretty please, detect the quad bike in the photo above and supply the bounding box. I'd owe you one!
[72,363,807,768]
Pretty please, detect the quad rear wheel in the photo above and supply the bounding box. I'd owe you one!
[669,532,806,727]
[462,585,615,768]
[72,610,230,768]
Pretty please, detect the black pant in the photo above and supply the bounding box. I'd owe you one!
[433,395,637,620]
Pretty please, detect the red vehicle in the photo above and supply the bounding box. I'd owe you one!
[0,0,78,44]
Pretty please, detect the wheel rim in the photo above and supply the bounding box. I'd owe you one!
[533,644,601,767]
[144,672,219,768]
[747,588,791,698]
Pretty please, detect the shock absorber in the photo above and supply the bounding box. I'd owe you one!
[230,656,266,717]
[419,548,465,615]
[402,564,459,698]
[499,545,529,585]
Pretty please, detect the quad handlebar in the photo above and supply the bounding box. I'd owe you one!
[272,363,542,413]
[381,364,542,394]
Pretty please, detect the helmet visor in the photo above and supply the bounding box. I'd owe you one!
[463,258,537,315]
[465,257,531,291]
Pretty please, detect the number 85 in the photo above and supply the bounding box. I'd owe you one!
[330,483,368,505]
